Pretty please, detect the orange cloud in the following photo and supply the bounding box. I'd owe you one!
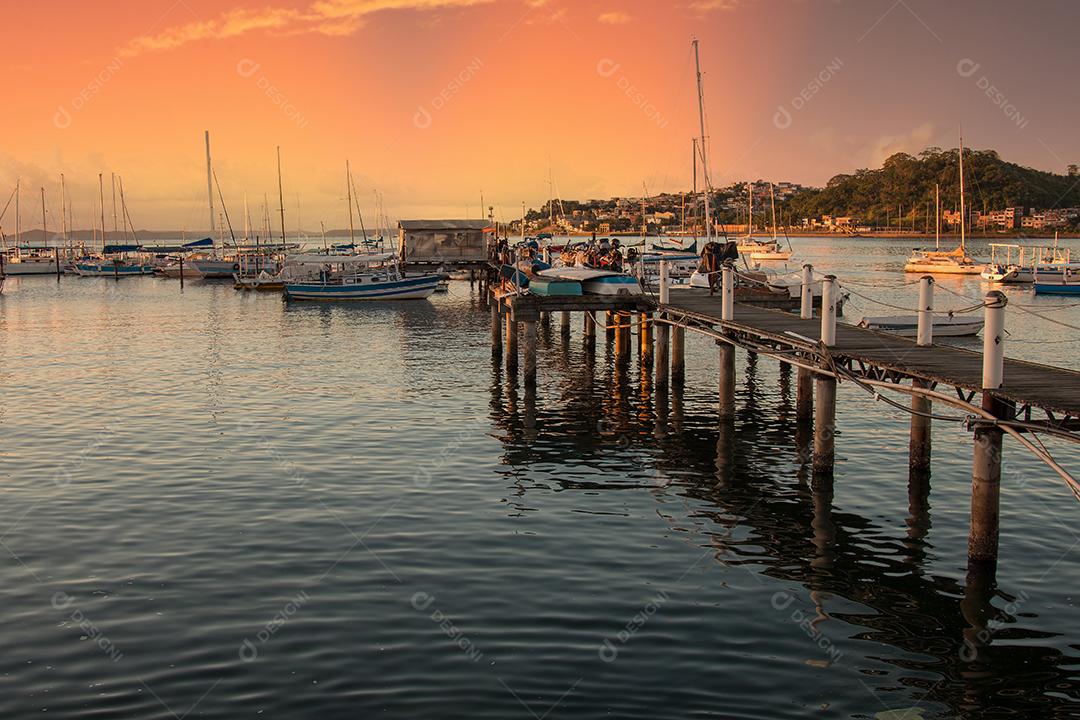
[598,11,631,23]
[120,0,497,57]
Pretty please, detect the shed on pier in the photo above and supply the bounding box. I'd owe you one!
[398,219,492,269]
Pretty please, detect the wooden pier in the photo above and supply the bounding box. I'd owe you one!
[486,261,1080,624]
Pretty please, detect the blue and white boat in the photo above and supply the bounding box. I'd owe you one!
[283,253,440,301]
[1034,278,1080,295]
[73,245,155,277]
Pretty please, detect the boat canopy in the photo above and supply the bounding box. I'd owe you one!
[103,244,143,254]
[183,237,215,248]
[289,252,396,266]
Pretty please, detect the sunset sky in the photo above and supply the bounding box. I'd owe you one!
[3,0,1079,232]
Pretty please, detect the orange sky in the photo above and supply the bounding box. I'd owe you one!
[3,0,1079,232]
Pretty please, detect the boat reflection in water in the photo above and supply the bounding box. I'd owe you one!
[486,333,1077,718]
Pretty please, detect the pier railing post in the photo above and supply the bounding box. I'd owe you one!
[820,275,837,347]
[917,276,934,347]
[718,340,735,421]
[656,315,670,390]
[721,262,734,322]
[560,310,570,338]
[800,264,813,320]
[970,291,1008,563]
[640,312,653,369]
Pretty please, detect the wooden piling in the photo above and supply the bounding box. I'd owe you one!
[671,326,685,385]
[606,311,615,340]
[656,316,670,391]
[560,310,570,338]
[490,301,502,359]
[505,312,518,374]
[718,342,736,421]
[969,291,1008,562]
[615,312,630,365]
[813,377,836,475]
[796,367,813,421]
[639,312,653,369]
[909,379,932,471]
[523,320,538,388]
[584,310,596,354]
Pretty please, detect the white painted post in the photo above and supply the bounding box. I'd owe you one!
[659,259,670,304]
[721,262,734,321]
[917,276,934,347]
[820,275,837,346]
[982,291,1006,389]
[800,263,814,320]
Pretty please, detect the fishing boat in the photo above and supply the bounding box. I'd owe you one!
[981,239,1077,283]
[73,244,155,277]
[904,135,984,275]
[1034,272,1080,295]
[857,315,984,337]
[283,253,440,301]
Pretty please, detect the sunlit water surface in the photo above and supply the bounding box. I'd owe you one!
[0,237,1077,718]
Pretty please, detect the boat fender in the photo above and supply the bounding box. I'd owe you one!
[232,263,241,271]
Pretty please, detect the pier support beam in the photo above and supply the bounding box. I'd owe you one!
[909,379,932,471]
[671,326,685,385]
[505,312,518,374]
[796,367,814,421]
[560,310,571,338]
[491,302,502,360]
[813,377,837,476]
[656,315,670,391]
[718,342,736,421]
[522,320,538,389]
[606,311,615,340]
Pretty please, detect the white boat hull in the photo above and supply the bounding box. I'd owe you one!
[3,259,59,275]
[857,315,984,337]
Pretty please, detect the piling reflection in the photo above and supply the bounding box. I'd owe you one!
[486,344,1077,718]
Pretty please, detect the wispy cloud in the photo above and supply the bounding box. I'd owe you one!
[597,11,631,24]
[121,0,496,57]
[687,0,752,12]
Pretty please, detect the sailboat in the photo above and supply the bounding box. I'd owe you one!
[3,180,59,275]
[904,133,984,275]
[74,174,155,277]
[736,182,792,261]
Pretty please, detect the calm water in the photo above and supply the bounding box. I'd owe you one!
[1,237,1078,719]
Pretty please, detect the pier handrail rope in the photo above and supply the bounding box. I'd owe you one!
[1009,302,1080,333]
[840,284,983,315]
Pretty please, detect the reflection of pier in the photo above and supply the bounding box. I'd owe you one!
[484,260,1080,715]
[485,341,1077,717]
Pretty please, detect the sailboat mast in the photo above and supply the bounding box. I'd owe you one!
[111,173,118,233]
[346,159,355,245]
[520,202,526,243]
[205,131,214,238]
[747,183,753,236]
[243,193,250,243]
[641,183,647,237]
[41,187,46,249]
[692,38,712,241]
[60,174,68,249]
[15,178,20,252]
[935,183,940,250]
[769,183,777,240]
[958,129,966,253]
[276,147,287,249]
[98,173,106,251]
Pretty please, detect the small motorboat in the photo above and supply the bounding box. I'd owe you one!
[536,267,643,296]
[529,276,582,296]
[1034,279,1080,295]
[857,315,984,337]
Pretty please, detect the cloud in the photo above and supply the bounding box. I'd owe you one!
[687,0,750,11]
[866,122,936,166]
[121,0,496,57]
[598,11,631,24]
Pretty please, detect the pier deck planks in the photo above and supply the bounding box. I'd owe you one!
[662,290,1080,418]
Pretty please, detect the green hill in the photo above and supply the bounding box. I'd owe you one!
[782,148,1080,228]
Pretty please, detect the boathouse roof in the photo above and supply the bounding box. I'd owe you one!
[399,220,492,231]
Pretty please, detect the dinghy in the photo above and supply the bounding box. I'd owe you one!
[536,267,643,296]
[857,315,983,337]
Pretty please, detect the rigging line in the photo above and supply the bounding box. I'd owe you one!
[1010,302,1080,333]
